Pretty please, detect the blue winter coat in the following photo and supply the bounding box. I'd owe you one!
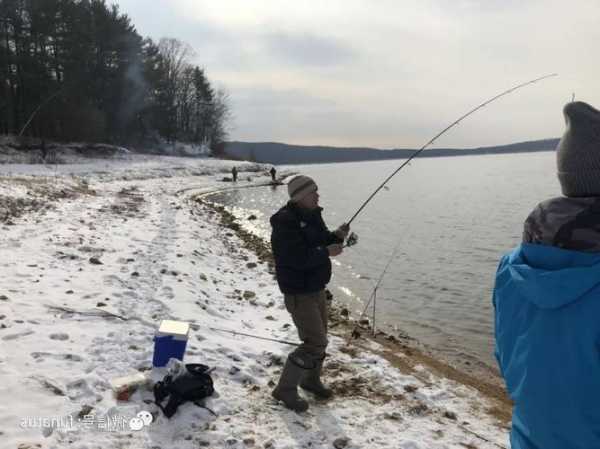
[493,243,600,449]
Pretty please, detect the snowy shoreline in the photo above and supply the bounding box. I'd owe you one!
[0,154,510,449]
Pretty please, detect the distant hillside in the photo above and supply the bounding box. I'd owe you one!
[224,138,559,164]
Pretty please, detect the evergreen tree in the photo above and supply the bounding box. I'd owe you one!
[0,0,230,151]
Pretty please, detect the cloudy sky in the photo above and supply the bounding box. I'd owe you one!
[114,0,600,148]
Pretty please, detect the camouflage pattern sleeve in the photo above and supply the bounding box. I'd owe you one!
[522,197,600,252]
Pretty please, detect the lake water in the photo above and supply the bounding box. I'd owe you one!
[208,151,560,374]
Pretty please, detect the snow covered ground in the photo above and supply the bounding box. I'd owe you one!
[0,154,510,449]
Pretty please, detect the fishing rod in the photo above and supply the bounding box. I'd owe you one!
[346,73,558,226]
[19,87,65,137]
[347,238,404,341]
[207,325,300,346]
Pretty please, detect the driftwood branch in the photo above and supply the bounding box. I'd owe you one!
[45,304,129,321]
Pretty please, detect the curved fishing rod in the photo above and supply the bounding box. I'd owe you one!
[19,87,66,137]
[347,73,558,226]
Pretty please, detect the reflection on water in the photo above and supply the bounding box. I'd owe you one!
[205,152,558,373]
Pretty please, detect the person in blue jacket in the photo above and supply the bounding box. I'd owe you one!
[493,101,600,449]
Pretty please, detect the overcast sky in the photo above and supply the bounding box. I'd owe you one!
[114,0,600,148]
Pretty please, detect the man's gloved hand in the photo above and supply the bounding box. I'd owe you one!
[334,223,350,240]
[327,244,343,257]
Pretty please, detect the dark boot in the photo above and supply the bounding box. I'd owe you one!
[272,358,309,412]
[300,359,333,399]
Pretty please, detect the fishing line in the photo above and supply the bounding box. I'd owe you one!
[344,237,405,342]
[346,73,558,226]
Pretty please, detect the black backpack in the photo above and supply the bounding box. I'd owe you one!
[154,363,215,418]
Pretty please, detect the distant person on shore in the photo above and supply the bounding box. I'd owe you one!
[40,139,47,162]
[270,166,277,182]
[231,166,238,182]
[493,101,600,449]
[270,175,349,412]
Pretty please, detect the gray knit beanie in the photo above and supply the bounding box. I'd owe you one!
[557,101,600,197]
[287,175,317,202]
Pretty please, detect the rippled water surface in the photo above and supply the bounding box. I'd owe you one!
[208,152,559,371]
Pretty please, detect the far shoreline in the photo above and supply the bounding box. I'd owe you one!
[223,138,558,165]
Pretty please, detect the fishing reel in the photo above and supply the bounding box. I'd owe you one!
[344,232,359,248]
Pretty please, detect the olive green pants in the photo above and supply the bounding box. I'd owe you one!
[284,289,328,369]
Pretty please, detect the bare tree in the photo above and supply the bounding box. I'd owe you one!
[156,38,195,142]
[208,88,232,152]
[157,38,194,85]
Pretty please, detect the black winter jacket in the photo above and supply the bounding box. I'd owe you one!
[270,202,342,294]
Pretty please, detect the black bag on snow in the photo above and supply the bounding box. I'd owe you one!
[154,363,215,418]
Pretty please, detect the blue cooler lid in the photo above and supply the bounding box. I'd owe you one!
[156,320,189,341]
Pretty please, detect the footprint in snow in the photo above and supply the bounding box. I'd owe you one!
[161,286,175,299]
[2,330,35,341]
[122,290,138,299]
[88,337,111,355]
[66,378,101,401]
[31,352,83,362]
[49,333,69,341]
[81,292,101,300]
[103,274,129,289]
[398,442,422,449]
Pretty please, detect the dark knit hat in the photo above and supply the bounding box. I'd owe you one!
[287,175,317,202]
[557,101,600,197]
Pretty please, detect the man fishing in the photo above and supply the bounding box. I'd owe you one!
[493,101,600,448]
[270,175,349,412]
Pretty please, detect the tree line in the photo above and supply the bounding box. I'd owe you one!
[0,0,230,151]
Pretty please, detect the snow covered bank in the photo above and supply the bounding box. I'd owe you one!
[0,154,510,449]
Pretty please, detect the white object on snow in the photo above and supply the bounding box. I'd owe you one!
[157,320,190,339]
[165,357,187,380]
[109,372,149,400]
